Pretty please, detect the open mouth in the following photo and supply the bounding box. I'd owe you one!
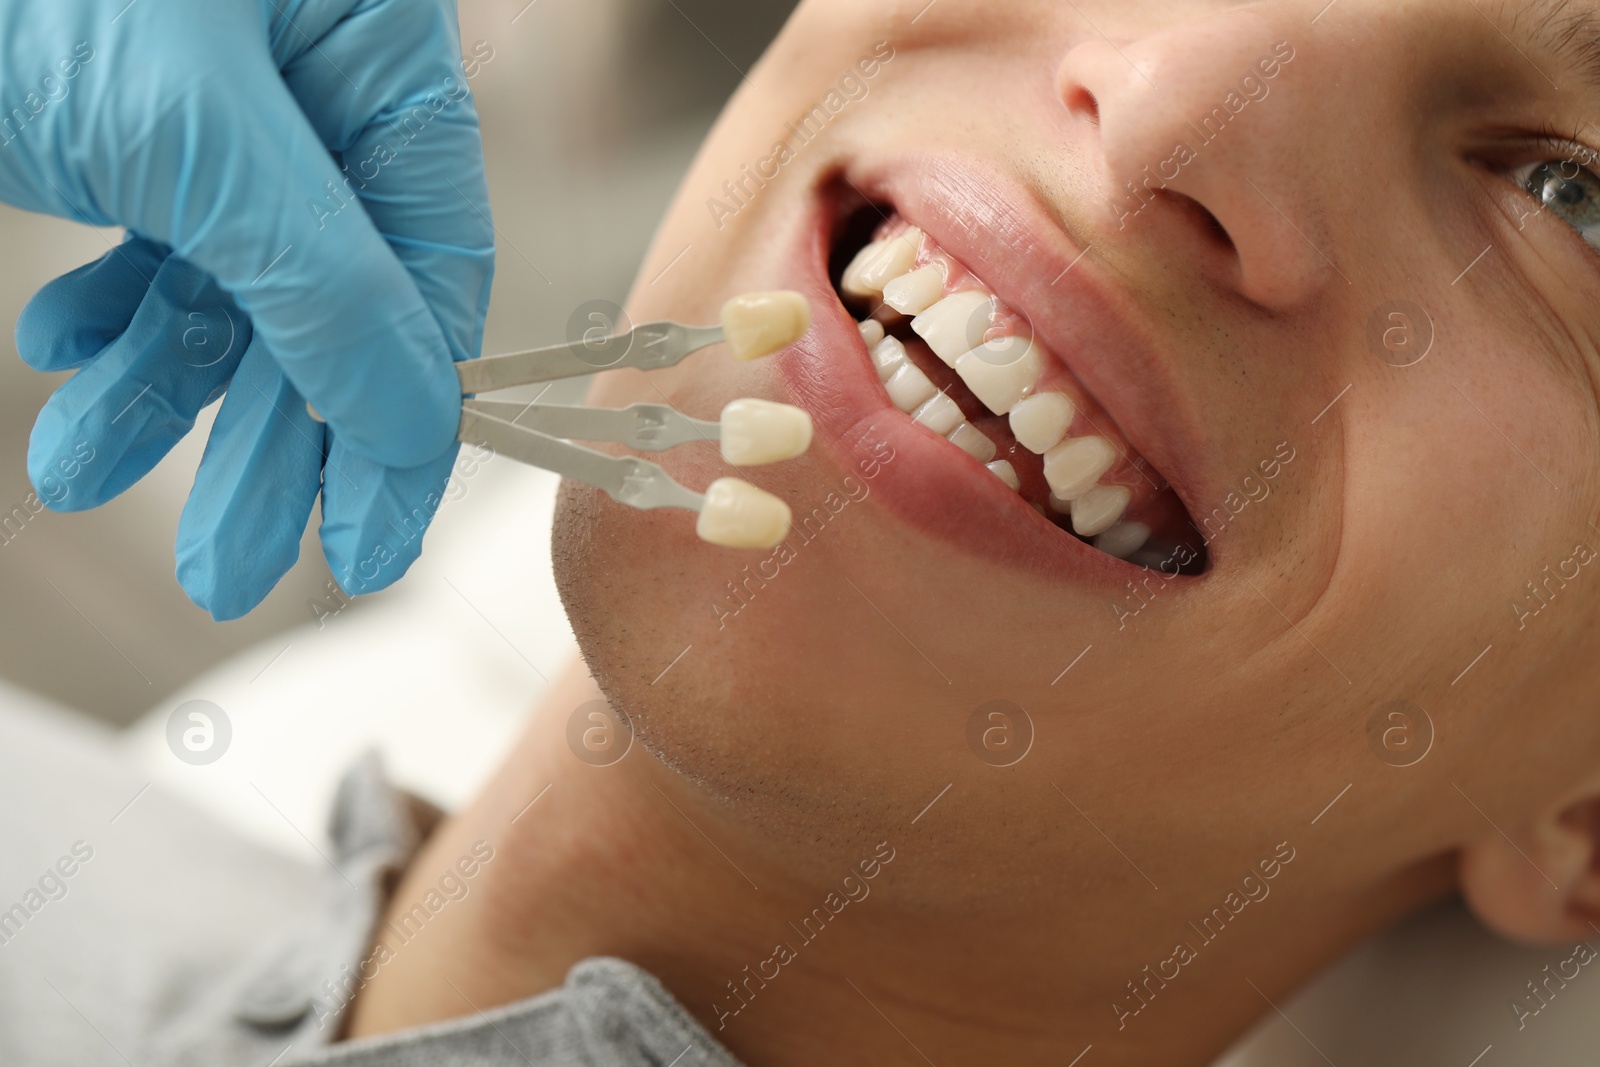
[825,196,1207,574]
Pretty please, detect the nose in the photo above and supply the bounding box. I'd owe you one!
[1056,11,1336,309]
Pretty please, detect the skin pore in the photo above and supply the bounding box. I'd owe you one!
[347,1,1600,1064]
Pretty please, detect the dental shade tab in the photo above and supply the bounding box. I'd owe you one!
[452,291,813,548]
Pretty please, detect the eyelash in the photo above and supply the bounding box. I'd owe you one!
[1507,121,1600,250]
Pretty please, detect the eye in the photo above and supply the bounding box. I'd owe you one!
[1512,159,1600,248]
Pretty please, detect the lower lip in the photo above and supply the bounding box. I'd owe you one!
[768,194,1158,587]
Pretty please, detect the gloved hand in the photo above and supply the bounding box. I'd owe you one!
[1,0,495,619]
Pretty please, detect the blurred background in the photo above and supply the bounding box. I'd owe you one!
[0,0,799,727]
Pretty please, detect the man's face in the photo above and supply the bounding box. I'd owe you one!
[554,0,1600,882]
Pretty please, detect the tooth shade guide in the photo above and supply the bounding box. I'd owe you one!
[696,477,791,548]
[719,399,813,466]
[720,291,812,361]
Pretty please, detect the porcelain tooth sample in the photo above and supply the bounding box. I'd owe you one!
[1008,391,1075,453]
[911,290,992,365]
[883,359,938,412]
[1070,485,1132,537]
[841,228,923,299]
[697,478,791,548]
[947,422,997,462]
[721,291,812,360]
[986,460,1021,491]
[1042,436,1117,501]
[1094,521,1151,560]
[881,266,946,315]
[953,336,1042,415]
[719,399,813,465]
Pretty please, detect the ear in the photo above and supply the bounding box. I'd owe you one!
[1460,794,1600,945]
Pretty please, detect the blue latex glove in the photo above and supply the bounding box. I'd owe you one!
[2,0,495,619]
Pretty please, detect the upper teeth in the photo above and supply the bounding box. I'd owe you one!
[852,234,1138,553]
[842,228,923,300]
[953,336,1041,416]
[1042,436,1116,501]
[911,290,992,366]
[1008,392,1075,454]
[882,265,946,315]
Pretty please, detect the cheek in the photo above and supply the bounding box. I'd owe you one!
[1333,353,1597,649]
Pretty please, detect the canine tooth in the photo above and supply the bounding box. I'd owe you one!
[1094,521,1151,559]
[1071,485,1132,537]
[841,240,887,298]
[1008,391,1076,453]
[912,391,964,435]
[911,290,992,366]
[842,229,921,298]
[882,266,945,315]
[948,422,997,463]
[858,319,885,348]
[986,460,1021,491]
[1042,436,1116,501]
[871,335,906,381]
[884,361,938,412]
[953,336,1042,415]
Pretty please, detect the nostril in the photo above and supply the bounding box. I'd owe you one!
[1162,189,1235,252]
[1064,86,1099,126]
[1199,205,1233,250]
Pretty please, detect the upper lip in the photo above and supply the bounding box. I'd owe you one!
[841,152,1212,531]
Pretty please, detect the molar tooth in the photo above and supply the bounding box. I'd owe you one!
[842,229,922,299]
[858,319,885,348]
[1094,521,1151,560]
[1008,391,1076,454]
[953,336,1042,415]
[870,335,906,381]
[1071,485,1132,537]
[1042,436,1116,501]
[912,391,964,435]
[884,360,938,412]
[986,460,1021,491]
[948,422,997,463]
[882,266,946,315]
[911,290,992,366]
